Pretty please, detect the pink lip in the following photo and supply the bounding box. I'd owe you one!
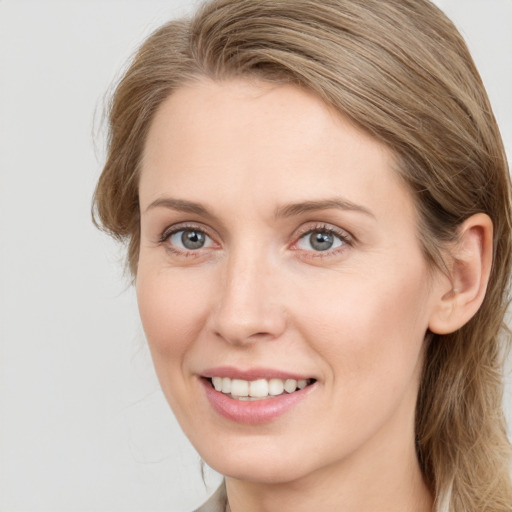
[199,371,316,425]
[201,366,313,381]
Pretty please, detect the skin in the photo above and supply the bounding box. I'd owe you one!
[135,78,454,512]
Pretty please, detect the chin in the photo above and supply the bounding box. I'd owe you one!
[211,459,307,485]
[197,437,317,484]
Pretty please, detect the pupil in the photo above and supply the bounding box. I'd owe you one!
[182,230,205,249]
[310,231,333,251]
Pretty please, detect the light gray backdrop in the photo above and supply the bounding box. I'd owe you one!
[1,1,511,511]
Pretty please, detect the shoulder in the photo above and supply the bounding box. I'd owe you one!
[192,483,227,512]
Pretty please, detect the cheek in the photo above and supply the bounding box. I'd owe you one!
[292,261,432,389]
[136,264,210,367]
[288,267,432,451]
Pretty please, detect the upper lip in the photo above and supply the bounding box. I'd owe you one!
[200,366,314,381]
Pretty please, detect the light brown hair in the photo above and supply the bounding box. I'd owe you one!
[93,1,512,510]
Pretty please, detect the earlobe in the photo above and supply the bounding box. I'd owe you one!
[428,213,493,335]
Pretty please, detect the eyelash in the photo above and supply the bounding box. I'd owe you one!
[159,222,352,258]
[291,223,352,258]
[159,223,217,257]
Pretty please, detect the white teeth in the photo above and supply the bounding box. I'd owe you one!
[212,376,223,391]
[221,377,231,394]
[249,379,269,398]
[210,376,313,399]
[284,379,297,393]
[268,378,284,396]
[230,379,249,397]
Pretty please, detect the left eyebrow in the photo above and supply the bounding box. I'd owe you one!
[274,197,375,219]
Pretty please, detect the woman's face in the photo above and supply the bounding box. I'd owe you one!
[137,78,446,484]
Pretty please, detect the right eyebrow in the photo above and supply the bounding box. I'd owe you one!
[144,197,215,218]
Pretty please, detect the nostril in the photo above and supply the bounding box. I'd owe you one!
[213,328,279,345]
[252,331,274,338]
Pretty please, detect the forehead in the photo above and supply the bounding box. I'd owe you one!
[139,78,413,222]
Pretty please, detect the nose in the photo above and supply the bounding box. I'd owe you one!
[210,248,287,346]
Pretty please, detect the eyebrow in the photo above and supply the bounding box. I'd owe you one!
[274,198,375,219]
[144,197,215,217]
[144,196,375,220]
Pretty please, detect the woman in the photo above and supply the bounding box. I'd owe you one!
[93,0,512,510]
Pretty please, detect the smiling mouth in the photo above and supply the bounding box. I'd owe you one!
[208,376,316,400]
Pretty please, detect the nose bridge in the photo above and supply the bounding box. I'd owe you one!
[212,241,285,344]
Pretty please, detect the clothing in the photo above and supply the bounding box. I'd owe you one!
[193,483,228,512]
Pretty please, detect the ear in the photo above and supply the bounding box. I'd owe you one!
[428,213,493,335]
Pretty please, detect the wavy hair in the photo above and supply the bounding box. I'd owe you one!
[93,1,512,510]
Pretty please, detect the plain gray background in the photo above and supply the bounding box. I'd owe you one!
[0,1,511,511]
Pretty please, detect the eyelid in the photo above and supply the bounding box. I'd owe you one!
[158,221,353,258]
[160,221,213,240]
[159,222,220,254]
[290,222,353,255]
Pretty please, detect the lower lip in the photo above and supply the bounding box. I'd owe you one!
[200,378,315,424]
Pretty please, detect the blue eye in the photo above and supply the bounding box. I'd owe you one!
[296,229,346,252]
[167,228,213,251]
